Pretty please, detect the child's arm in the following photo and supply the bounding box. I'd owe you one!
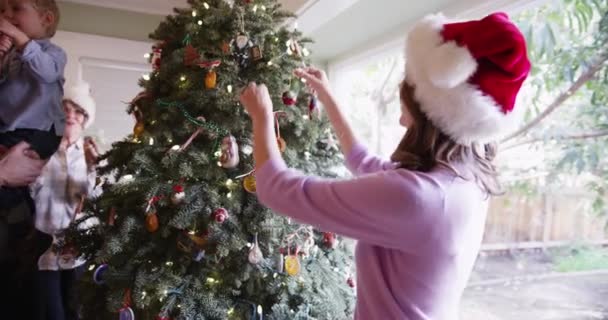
[19,41,67,83]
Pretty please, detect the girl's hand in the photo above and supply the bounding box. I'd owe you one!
[239,82,273,122]
[294,67,333,101]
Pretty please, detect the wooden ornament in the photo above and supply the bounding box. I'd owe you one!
[205,70,217,89]
[251,45,263,61]
[277,137,287,153]
[146,212,159,232]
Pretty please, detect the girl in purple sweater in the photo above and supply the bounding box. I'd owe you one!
[240,12,530,319]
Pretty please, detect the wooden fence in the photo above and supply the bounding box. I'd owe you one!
[482,191,608,251]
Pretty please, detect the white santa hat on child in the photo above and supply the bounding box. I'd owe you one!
[405,12,531,144]
[63,81,96,129]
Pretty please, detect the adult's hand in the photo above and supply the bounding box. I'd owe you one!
[0,142,46,187]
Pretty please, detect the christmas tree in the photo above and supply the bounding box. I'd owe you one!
[69,0,356,319]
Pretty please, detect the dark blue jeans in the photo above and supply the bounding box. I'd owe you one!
[36,265,85,320]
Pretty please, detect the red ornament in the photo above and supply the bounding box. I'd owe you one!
[156,316,170,320]
[347,277,355,288]
[171,185,186,205]
[308,95,319,117]
[151,45,162,71]
[214,208,229,223]
[282,91,297,106]
[323,232,337,249]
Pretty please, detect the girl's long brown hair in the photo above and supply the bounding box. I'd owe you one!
[391,82,502,196]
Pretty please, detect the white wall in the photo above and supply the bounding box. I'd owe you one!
[53,31,152,148]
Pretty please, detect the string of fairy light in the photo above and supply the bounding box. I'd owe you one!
[115,1,339,318]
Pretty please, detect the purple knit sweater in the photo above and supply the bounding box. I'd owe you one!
[256,144,488,319]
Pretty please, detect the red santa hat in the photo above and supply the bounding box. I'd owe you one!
[405,12,531,144]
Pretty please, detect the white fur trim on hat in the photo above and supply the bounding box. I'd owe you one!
[63,82,96,129]
[405,13,520,144]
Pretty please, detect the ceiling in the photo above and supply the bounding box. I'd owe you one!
[60,0,311,15]
[56,0,538,62]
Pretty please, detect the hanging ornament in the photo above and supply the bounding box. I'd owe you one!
[205,71,217,89]
[119,289,134,320]
[277,254,284,273]
[250,44,263,62]
[177,231,208,254]
[156,316,170,320]
[184,44,200,66]
[321,131,339,151]
[93,264,109,284]
[133,122,145,138]
[199,60,221,89]
[287,38,302,57]
[214,208,229,223]
[308,95,320,119]
[274,112,287,153]
[231,14,256,69]
[171,185,186,205]
[193,249,206,262]
[285,247,301,276]
[347,277,356,288]
[145,212,159,232]
[282,91,297,106]
[144,196,161,232]
[119,307,135,320]
[248,233,264,265]
[277,137,287,153]
[236,34,249,49]
[323,232,338,249]
[108,207,117,226]
[131,105,145,140]
[243,174,256,193]
[220,135,240,168]
[151,43,163,71]
[300,228,315,258]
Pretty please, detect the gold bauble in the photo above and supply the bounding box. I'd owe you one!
[285,255,300,276]
[243,175,256,193]
[133,122,145,137]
